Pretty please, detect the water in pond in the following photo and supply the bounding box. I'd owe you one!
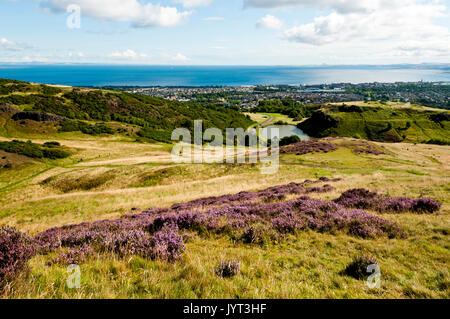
[259,125,310,141]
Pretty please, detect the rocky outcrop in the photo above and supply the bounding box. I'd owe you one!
[12,111,65,122]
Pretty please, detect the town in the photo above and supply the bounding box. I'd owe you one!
[109,81,450,110]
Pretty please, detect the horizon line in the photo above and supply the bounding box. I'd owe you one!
[0,62,449,68]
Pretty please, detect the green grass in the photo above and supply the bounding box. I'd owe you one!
[406,169,428,176]
[299,104,450,144]
[260,112,288,118]
[0,78,254,143]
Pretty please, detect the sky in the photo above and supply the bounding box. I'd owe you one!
[0,0,449,65]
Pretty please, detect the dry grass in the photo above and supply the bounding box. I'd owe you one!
[328,101,446,112]
[0,135,449,298]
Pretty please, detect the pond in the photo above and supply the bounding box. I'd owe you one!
[259,125,310,141]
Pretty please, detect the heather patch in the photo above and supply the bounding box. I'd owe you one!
[49,245,95,265]
[280,139,338,155]
[270,199,404,239]
[170,176,341,211]
[149,227,186,262]
[334,189,442,214]
[30,179,407,271]
[352,143,386,156]
[149,196,404,239]
[0,226,36,286]
[36,220,184,264]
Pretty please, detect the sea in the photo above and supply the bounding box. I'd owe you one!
[0,64,449,87]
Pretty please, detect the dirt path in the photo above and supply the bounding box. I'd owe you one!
[257,115,274,128]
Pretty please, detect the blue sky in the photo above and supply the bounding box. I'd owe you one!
[1,0,449,65]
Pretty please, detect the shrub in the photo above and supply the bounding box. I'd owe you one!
[0,140,69,159]
[42,148,70,159]
[215,260,240,278]
[59,120,114,135]
[0,226,36,285]
[50,245,94,265]
[59,120,80,132]
[412,198,442,214]
[43,141,61,148]
[344,255,379,279]
[279,135,301,146]
[273,120,289,125]
[137,128,172,143]
[40,85,62,95]
[0,140,44,158]
[338,105,363,113]
[241,225,264,244]
[81,123,114,135]
[334,188,442,214]
[272,212,305,234]
[150,227,186,262]
[107,230,154,258]
[280,139,338,155]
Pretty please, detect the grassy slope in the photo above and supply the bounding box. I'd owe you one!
[0,81,448,299]
[0,135,448,299]
[245,112,300,127]
[0,79,254,142]
[298,102,450,144]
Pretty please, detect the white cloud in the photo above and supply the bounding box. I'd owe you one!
[172,53,190,61]
[174,0,215,8]
[256,14,283,30]
[39,0,191,27]
[108,49,149,59]
[282,0,450,57]
[0,37,26,51]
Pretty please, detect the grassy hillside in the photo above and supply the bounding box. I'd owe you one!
[0,80,448,299]
[298,102,450,144]
[0,136,448,298]
[0,79,254,142]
